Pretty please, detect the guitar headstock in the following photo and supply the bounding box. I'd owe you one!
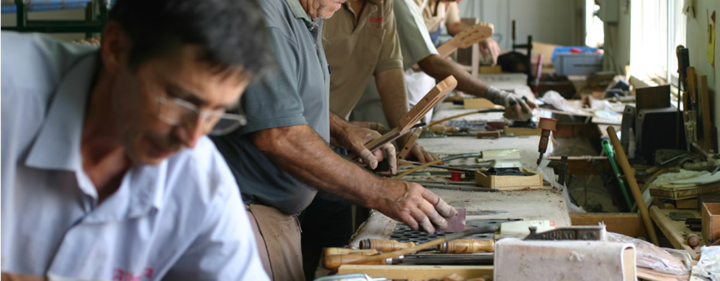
[455,22,494,49]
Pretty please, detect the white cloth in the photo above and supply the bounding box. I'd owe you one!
[1,31,268,281]
[405,69,438,125]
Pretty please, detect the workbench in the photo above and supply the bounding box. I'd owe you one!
[344,74,573,279]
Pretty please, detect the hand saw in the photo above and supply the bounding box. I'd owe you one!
[437,22,494,58]
[347,75,458,161]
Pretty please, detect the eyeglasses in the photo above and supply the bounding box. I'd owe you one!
[154,94,246,136]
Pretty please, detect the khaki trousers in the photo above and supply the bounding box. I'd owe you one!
[247,204,305,281]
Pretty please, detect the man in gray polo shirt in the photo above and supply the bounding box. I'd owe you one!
[211,0,458,280]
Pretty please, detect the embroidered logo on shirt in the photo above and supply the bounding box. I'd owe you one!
[113,267,153,281]
[369,17,384,23]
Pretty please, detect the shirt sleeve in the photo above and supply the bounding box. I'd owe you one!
[394,0,439,70]
[373,0,404,74]
[237,27,308,135]
[162,178,269,281]
[445,2,460,26]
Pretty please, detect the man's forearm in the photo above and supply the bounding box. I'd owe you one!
[446,22,466,36]
[253,124,382,208]
[418,54,489,98]
[374,68,409,130]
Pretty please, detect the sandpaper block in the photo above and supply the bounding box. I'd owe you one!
[437,207,467,233]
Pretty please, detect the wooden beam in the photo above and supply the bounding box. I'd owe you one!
[570,213,648,238]
[338,265,493,280]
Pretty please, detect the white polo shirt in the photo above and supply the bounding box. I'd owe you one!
[1,32,268,281]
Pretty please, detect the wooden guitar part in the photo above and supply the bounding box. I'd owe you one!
[437,22,494,58]
[398,128,422,160]
[348,76,457,160]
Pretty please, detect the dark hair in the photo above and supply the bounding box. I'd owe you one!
[108,0,270,75]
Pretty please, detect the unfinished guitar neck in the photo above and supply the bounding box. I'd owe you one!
[350,76,458,160]
[437,22,494,58]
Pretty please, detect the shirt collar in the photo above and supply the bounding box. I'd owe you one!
[25,53,96,173]
[286,0,313,22]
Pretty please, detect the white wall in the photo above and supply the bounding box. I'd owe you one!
[457,0,584,50]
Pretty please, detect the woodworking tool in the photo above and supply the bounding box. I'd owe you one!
[348,76,457,161]
[324,248,379,256]
[347,224,500,266]
[438,239,494,253]
[536,117,557,165]
[359,239,416,253]
[390,219,516,245]
[466,210,508,216]
[322,253,494,270]
[523,225,605,241]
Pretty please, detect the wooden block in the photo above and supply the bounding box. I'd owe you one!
[476,131,501,139]
[463,98,496,109]
[474,170,544,190]
[337,265,493,280]
[570,213,648,238]
[676,199,698,209]
[479,65,502,74]
[503,127,542,136]
[635,85,671,111]
[702,202,720,243]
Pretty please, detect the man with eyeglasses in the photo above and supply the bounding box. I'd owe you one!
[210,0,458,280]
[1,0,269,280]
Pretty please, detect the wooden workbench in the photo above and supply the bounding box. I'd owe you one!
[350,73,571,247]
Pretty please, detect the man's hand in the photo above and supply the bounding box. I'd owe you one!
[406,144,441,163]
[484,86,537,120]
[478,38,501,66]
[371,181,457,233]
[299,0,321,19]
[333,122,397,174]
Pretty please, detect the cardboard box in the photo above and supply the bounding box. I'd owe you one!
[702,202,720,243]
[475,169,544,190]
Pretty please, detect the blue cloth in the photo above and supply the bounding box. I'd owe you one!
[429,27,443,45]
[211,0,330,215]
[1,31,268,281]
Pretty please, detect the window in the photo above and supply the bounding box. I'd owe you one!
[629,0,686,84]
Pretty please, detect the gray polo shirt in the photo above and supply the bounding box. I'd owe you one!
[211,0,330,215]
